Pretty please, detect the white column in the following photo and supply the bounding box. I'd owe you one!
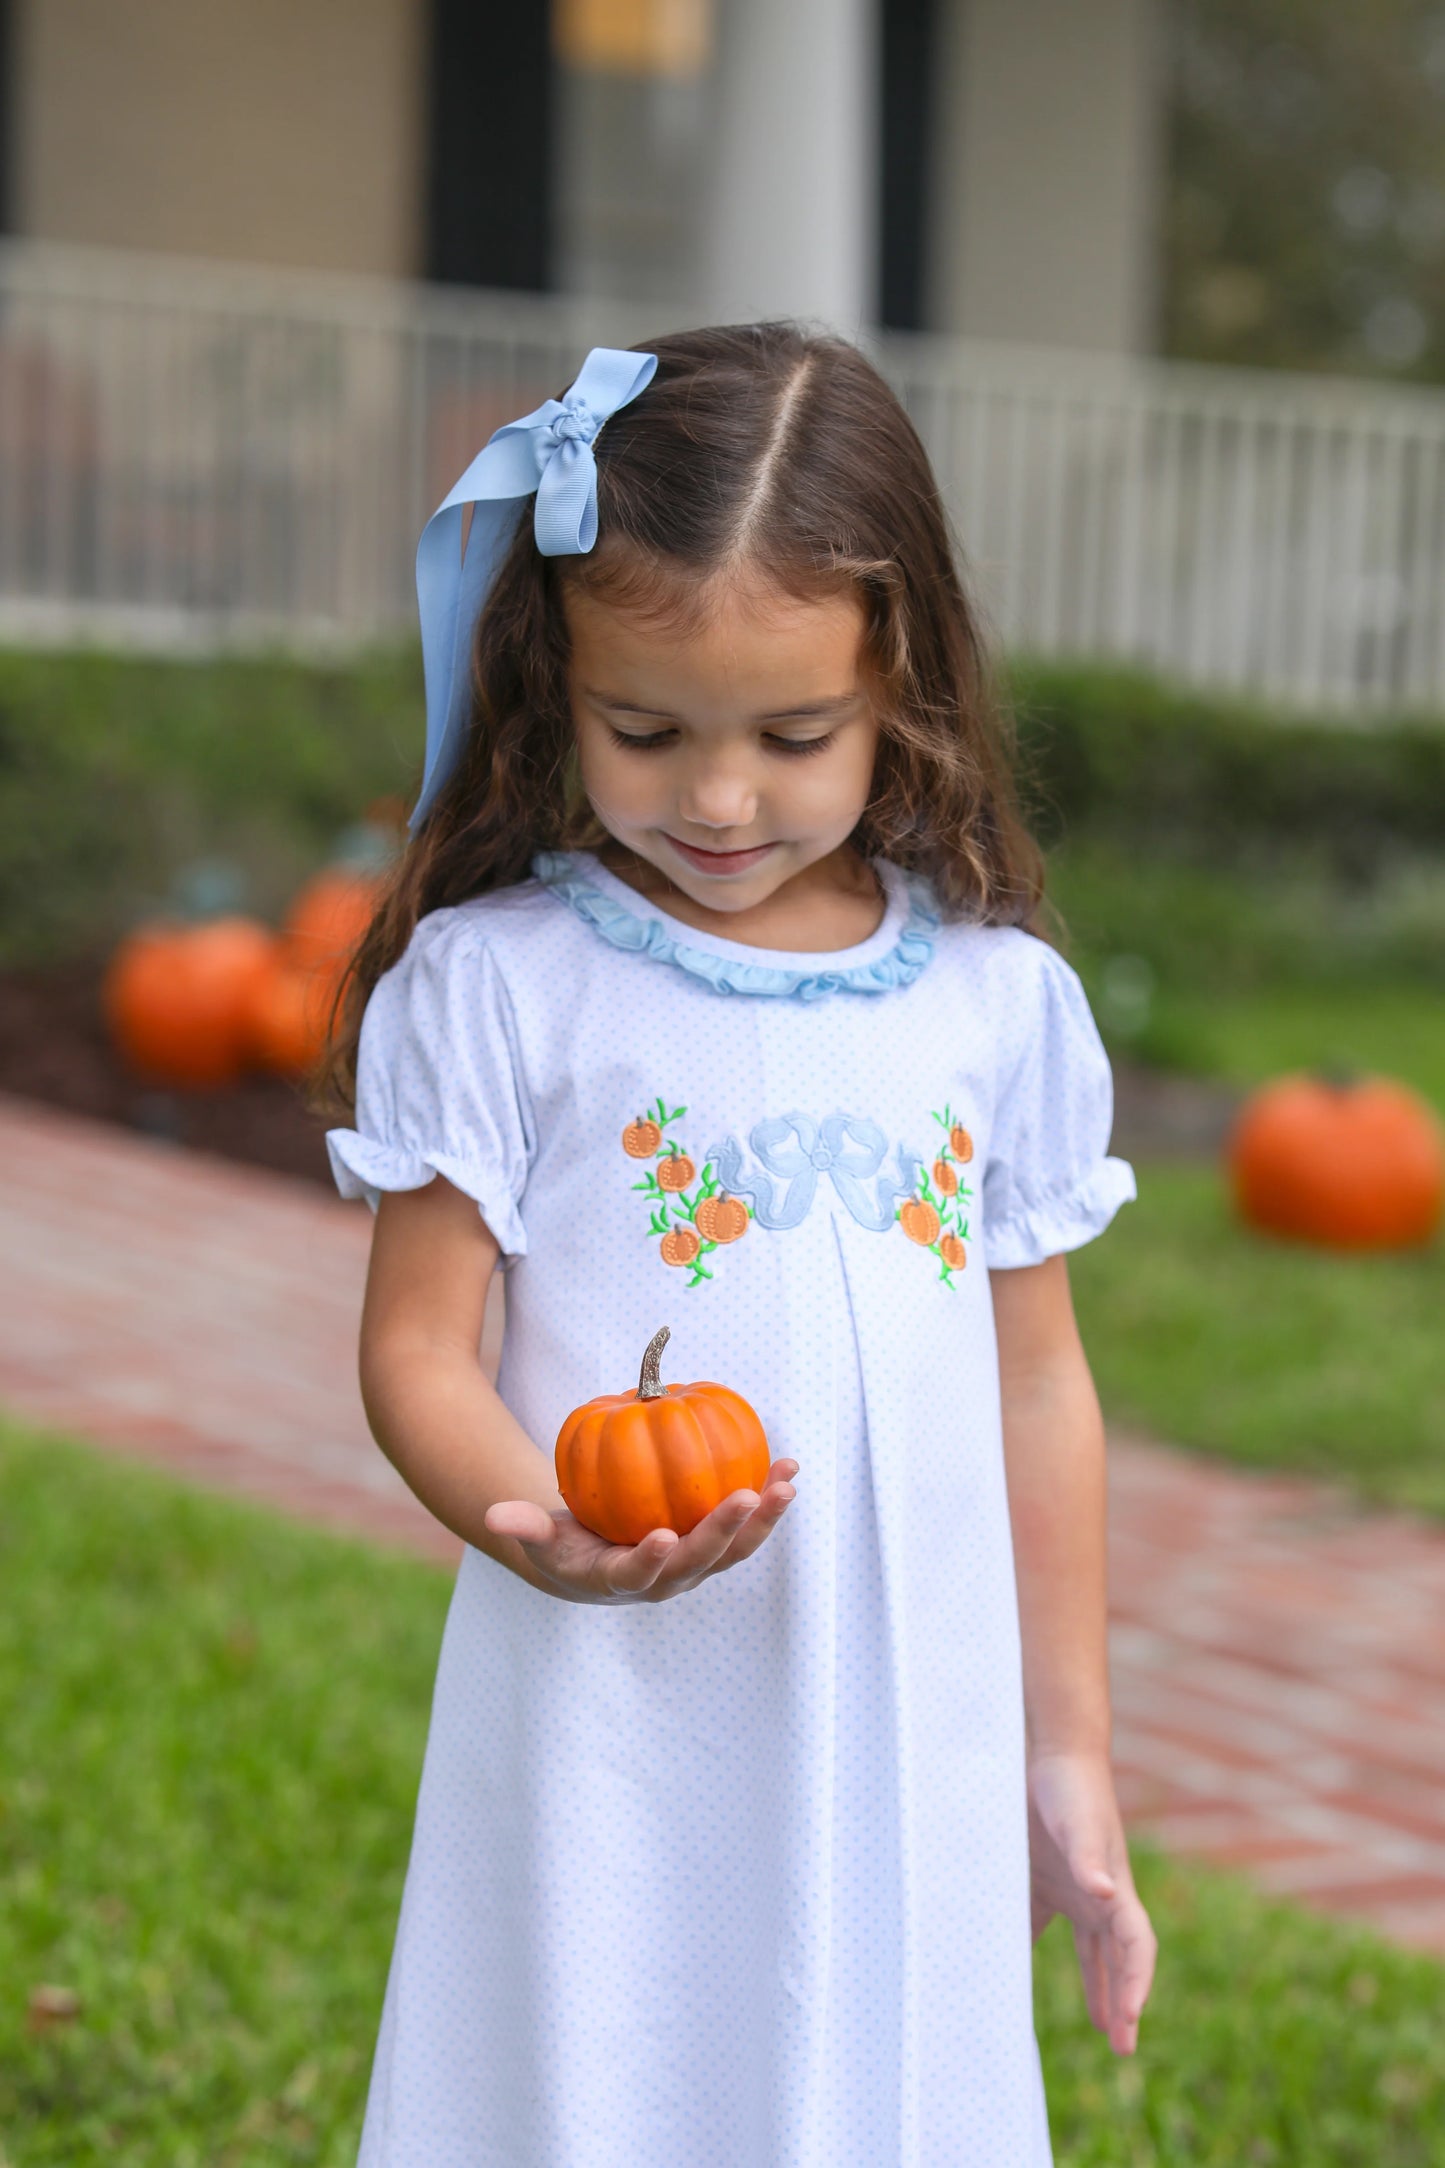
[928,0,1163,352]
[702,0,877,334]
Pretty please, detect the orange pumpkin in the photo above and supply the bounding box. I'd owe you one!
[950,1124,974,1164]
[246,956,341,1079]
[656,1151,696,1193]
[1229,1072,1445,1250]
[939,1232,967,1271]
[695,1194,748,1244]
[659,1226,701,1267]
[899,1197,941,1247]
[105,916,277,1088]
[622,1117,662,1158]
[933,1157,959,1195]
[283,869,382,974]
[555,1326,771,1543]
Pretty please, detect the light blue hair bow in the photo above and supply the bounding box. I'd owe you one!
[410,345,658,829]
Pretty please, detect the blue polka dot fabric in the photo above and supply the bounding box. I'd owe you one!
[327,853,1133,2166]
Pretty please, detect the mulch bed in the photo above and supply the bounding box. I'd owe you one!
[3,958,1237,1194]
[0,958,334,1189]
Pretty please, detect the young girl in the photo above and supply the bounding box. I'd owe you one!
[325,325,1156,2166]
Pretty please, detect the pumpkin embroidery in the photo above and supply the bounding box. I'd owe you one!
[624,1097,752,1288]
[626,1096,973,1288]
[894,1104,975,1285]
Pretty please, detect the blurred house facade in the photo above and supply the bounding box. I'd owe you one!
[0,0,1441,714]
[0,0,1163,352]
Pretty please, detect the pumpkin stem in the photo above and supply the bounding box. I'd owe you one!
[637,1325,671,1400]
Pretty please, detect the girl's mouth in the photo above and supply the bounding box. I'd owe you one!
[664,836,778,877]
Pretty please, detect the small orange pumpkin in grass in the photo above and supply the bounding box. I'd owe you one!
[656,1150,696,1192]
[556,1326,771,1543]
[933,1157,959,1195]
[899,1197,941,1247]
[659,1226,701,1267]
[950,1124,974,1163]
[1229,1071,1444,1250]
[939,1232,967,1271]
[695,1194,748,1244]
[105,916,277,1088]
[622,1117,662,1158]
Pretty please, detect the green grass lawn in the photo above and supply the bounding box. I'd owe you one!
[2,1421,1443,2165]
[1071,1159,1445,1516]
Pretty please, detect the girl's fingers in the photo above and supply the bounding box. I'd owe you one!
[709,1479,796,1566]
[484,1499,560,1546]
[599,1526,681,1594]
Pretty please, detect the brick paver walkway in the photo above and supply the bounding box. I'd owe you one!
[7,1093,1444,1956]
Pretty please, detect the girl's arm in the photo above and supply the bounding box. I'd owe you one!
[992,1253,1157,2055]
[359,1174,796,1603]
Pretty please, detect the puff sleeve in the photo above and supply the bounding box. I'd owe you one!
[982,938,1136,1270]
[325,909,534,1259]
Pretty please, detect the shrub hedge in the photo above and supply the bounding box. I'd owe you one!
[1010,659,1445,874]
[1,641,1442,966]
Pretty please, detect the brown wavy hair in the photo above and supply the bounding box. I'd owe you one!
[319,320,1044,1118]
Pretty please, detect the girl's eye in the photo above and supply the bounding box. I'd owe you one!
[608,726,676,752]
[766,732,836,758]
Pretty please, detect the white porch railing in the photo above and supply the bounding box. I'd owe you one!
[3,236,1445,713]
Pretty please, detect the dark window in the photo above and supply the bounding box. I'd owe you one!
[426,0,553,290]
[879,0,938,330]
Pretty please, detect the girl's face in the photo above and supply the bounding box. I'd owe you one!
[567,569,881,918]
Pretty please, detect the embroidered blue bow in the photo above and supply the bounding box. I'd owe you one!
[710,1113,921,1234]
[410,345,657,829]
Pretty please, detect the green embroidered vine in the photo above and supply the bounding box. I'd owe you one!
[622,1097,752,1288]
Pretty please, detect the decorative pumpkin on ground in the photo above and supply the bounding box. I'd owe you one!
[104,917,277,1088]
[555,1326,771,1544]
[1228,1072,1445,1250]
[283,868,382,974]
[246,955,342,1079]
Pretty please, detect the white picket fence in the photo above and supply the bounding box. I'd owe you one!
[3,236,1445,712]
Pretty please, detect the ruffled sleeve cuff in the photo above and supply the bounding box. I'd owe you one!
[984,1153,1136,1270]
[325,1128,528,1260]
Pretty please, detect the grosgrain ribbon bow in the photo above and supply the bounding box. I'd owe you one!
[410,345,658,829]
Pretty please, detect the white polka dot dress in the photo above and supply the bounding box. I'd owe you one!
[328,850,1134,2168]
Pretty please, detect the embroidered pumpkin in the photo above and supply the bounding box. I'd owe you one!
[555,1326,771,1543]
[1229,1072,1445,1249]
[659,1226,701,1267]
[622,1117,662,1158]
[656,1151,696,1192]
[933,1157,959,1195]
[899,1197,941,1247]
[950,1124,974,1163]
[939,1233,967,1271]
[695,1194,748,1244]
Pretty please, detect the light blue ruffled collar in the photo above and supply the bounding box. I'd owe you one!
[532,850,938,1000]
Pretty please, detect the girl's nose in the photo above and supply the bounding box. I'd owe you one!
[677,759,758,832]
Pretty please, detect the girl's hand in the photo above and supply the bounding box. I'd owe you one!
[1027,1749,1157,2056]
[483,1458,798,1605]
